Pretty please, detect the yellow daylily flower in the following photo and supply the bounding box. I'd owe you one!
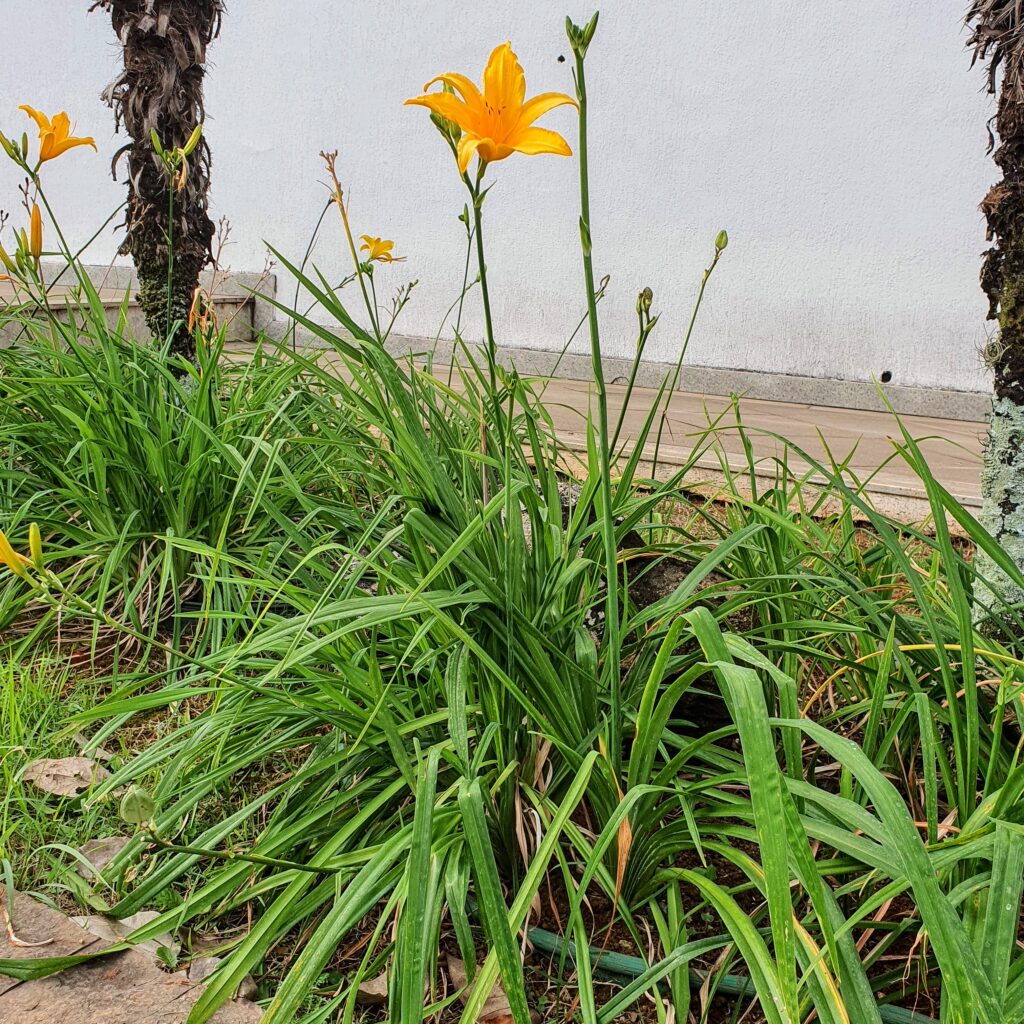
[0,527,30,578]
[20,105,97,164]
[405,42,576,174]
[359,236,405,264]
[29,203,42,260]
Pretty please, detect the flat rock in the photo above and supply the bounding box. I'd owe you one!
[0,949,261,1023]
[0,894,261,1023]
[0,890,103,996]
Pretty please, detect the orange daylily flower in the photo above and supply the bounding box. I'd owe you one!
[359,236,405,264]
[20,105,97,164]
[406,42,576,174]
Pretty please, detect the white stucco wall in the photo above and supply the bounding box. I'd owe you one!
[0,1,997,392]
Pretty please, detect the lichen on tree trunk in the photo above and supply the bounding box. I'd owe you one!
[977,396,1024,609]
[968,1,1024,613]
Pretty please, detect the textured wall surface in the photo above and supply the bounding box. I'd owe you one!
[0,1,997,392]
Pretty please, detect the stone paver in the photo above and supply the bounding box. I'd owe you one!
[0,892,261,1024]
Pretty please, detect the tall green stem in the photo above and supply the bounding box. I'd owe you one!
[571,15,621,774]
[651,244,724,476]
[470,181,498,399]
[465,171,504,501]
[165,184,175,342]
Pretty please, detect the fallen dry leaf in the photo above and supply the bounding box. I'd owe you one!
[187,955,258,1000]
[355,970,388,1006]
[70,909,177,961]
[23,757,110,798]
[447,954,524,1023]
[76,836,130,880]
[72,731,115,762]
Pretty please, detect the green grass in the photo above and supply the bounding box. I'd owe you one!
[0,656,124,899]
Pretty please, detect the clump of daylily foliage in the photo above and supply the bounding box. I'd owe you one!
[2,14,1024,1024]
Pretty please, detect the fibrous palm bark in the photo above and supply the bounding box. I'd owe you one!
[90,0,223,363]
[968,0,1024,609]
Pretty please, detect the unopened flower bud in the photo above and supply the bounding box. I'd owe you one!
[182,123,202,157]
[715,229,729,253]
[29,203,42,260]
[28,523,43,569]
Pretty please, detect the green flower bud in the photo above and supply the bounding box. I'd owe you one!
[120,785,156,825]
[715,229,729,252]
[182,123,202,157]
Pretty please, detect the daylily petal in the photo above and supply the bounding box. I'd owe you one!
[423,72,486,116]
[405,92,474,132]
[19,105,51,134]
[52,112,71,138]
[457,134,485,174]
[515,91,577,132]
[0,527,29,577]
[477,139,515,164]
[508,125,572,158]
[38,134,58,162]
[58,136,97,155]
[482,42,526,112]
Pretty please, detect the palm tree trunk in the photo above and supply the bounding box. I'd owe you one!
[91,0,223,363]
[968,2,1024,611]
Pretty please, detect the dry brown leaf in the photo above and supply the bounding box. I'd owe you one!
[70,910,177,961]
[355,970,388,1005]
[447,954,524,1022]
[72,731,116,762]
[614,811,633,909]
[76,836,130,879]
[24,757,110,798]
[187,955,258,1000]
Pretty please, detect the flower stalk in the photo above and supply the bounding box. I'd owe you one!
[322,150,383,341]
[567,12,623,773]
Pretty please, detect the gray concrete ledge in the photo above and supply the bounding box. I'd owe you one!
[263,322,992,423]
[386,336,992,423]
[34,262,278,335]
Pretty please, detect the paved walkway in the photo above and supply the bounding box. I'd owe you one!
[532,376,985,520]
[309,347,986,520]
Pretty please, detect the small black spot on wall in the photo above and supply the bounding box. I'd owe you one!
[880,370,893,383]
